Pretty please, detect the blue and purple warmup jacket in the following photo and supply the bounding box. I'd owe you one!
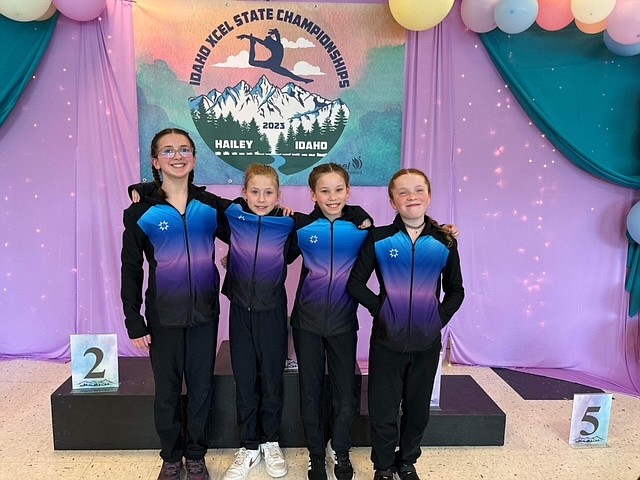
[347,214,464,353]
[121,185,231,339]
[289,204,371,336]
[221,199,295,311]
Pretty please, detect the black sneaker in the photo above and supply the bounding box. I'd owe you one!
[185,458,209,480]
[396,463,420,480]
[308,454,328,480]
[158,460,184,480]
[373,469,395,480]
[334,451,354,480]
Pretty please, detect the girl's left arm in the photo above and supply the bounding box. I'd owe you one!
[440,240,465,325]
[347,232,380,315]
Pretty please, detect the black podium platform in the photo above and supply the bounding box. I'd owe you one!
[51,341,505,450]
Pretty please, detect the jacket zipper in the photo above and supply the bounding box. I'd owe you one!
[248,216,262,311]
[324,220,335,334]
[404,234,416,353]
[182,209,194,326]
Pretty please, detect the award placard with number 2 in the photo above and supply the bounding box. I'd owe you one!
[70,334,119,391]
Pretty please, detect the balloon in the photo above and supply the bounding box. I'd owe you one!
[575,18,607,34]
[628,202,640,243]
[37,3,58,21]
[536,0,573,31]
[460,0,500,33]
[604,30,640,56]
[570,0,615,24]
[0,0,52,22]
[607,0,640,45]
[53,0,106,22]
[389,0,455,31]
[494,0,538,34]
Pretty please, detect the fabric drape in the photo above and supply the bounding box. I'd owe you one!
[0,14,58,127]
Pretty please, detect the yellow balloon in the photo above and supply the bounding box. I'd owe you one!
[389,0,455,31]
[0,0,52,22]
[37,4,58,21]
[570,0,615,24]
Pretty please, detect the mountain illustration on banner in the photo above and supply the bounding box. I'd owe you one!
[189,75,349,175]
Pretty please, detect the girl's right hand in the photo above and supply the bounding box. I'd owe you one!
[132,335,151,350]
[131,190,141,203]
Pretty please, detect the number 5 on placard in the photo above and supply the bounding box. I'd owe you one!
[70,334,119,392]
[568,393,613,447]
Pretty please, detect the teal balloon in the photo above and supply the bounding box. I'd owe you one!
[604,31,640,57]
[627,202,640,243]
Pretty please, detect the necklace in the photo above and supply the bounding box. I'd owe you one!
[404,220,426,232]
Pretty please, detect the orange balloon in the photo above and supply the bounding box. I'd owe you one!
[575,18,607,34]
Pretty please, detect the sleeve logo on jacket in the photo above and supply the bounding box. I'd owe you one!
[158,221,169,231]
[389,248,398,258]
[238,214,245,221]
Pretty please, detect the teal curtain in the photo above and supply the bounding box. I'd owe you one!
[480,24,640,189]
[481,25,640,316]
[0,13,58,128]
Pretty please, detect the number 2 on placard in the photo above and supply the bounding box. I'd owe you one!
[83,346,106,379]
[579,406,601,436]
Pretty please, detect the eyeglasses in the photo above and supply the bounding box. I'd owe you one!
[157,147,194,159]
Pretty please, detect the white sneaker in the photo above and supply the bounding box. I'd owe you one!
[260,441,288,478]
[223,447,261,480]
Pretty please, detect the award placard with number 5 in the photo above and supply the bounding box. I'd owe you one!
[568,393,613,447]
[70,334,119,392]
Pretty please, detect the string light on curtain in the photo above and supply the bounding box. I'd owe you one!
[387,0,640,56]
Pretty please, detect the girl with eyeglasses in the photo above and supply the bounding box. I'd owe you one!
[121,128,230,480]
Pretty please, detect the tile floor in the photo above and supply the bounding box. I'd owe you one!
[1,359,639,479]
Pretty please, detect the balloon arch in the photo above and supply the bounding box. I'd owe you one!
[0,0,106,23]
[389,0,640,57]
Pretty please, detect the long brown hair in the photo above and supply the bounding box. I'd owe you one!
[308,162,350,191]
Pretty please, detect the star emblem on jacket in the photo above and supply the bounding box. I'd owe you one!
[309,235,318,244]
[158,221,169,231]
[389,248,398,258]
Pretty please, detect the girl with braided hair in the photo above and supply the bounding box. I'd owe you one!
[121,128,231,480]
[347,168,464,480]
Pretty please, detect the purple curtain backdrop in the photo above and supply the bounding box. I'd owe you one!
[0,0,638,396]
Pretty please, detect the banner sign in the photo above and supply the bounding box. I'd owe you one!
[134,0,406,185]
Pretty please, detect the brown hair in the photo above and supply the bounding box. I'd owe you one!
[150,128,196,198]
[388,168,453,246]
[244,163,280,191]
[387,168,431,200]
[308,162,350,191]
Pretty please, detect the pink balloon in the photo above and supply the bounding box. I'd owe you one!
[536,0,573,31]
[607,0,640,45]
[53,0,106,22]
[460,0,500,33]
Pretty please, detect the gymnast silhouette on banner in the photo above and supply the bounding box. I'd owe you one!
[237,28,314,84]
